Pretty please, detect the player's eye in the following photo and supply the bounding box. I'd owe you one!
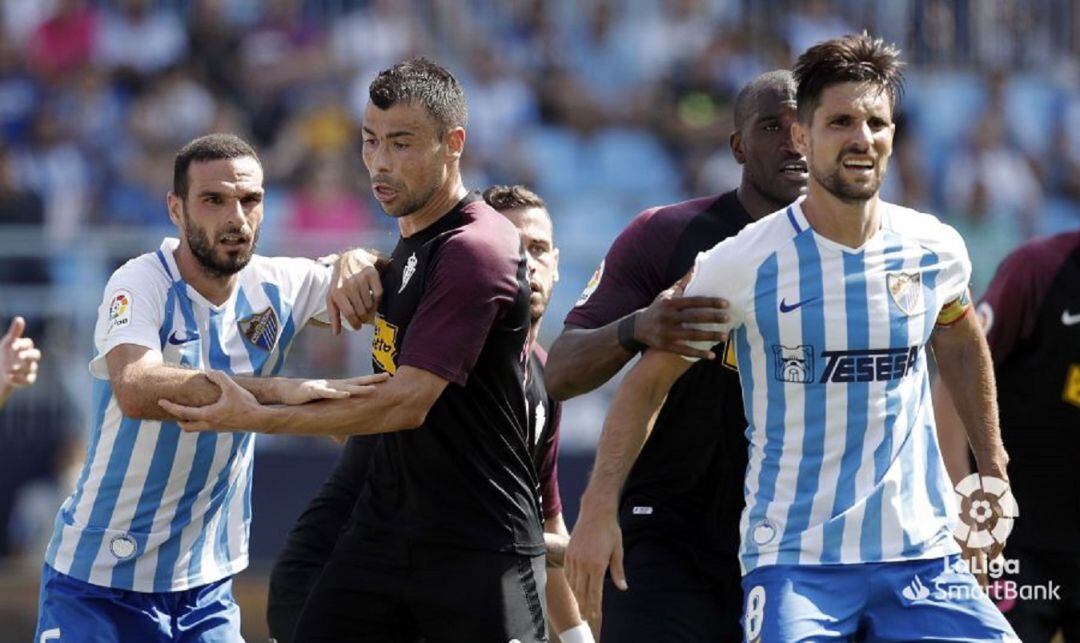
[393,142,409,150]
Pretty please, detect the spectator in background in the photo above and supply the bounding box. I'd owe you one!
[0,145,49,284]
[285,150,374,255]
[462,45,539,168]
[96,0,187,80]
[944,82,1042,295]
[25,0,97,80]
[19,105,90,243]
[0,317,40,410]
[0,39,41,147]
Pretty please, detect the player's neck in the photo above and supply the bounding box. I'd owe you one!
[736,182,788,221]
[173,245,238,306]
[528,319,541,352]
[398,177,468,238]
[801,181,882,249]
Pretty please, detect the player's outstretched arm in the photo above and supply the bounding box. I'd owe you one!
[545,513,596,643]
[109,344,382,421]
[565,349,692,621]
[160,365,442,436]
[545,276,728,401]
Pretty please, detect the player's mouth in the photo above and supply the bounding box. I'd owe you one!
[841,158,875,176]
[779,159,808,181]
[218,233,251,250]
[372,183,399,203]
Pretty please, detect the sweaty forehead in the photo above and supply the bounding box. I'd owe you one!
[189,157,264,192]
[818,82,893,117]
[363,101,437,136]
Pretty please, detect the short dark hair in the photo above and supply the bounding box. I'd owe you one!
[482,184,547,212]
[733,70,796,131]
[369,57,468,136]
[173,133,259,199]
[793,32,905,122]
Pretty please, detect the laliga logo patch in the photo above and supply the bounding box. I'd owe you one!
[107,290,133,334]
[952,474,1018,550]
[238,307,280,352]
[109,533,137,560]
[575,260,604,307]
[887,271,924,316]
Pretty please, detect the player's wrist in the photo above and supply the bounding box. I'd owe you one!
[559,622,595,643]
[617,312,647,354]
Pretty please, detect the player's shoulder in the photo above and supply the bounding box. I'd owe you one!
[444,199,520,261]
[621,193,726,240]
[707,202,795,262]
[107,245,172,293]
[882,201,964,251]
[246,253,321,278]
[995,229,1080,282]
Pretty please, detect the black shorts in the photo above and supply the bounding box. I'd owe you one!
[267,437,376,643]
[293,528,548,643]
[999,545,1080,643]
[600,535,742,643]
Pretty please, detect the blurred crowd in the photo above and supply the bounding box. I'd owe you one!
[2,0,1080,565]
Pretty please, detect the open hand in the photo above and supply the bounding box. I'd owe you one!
[634,273,729,360]
[565,505,626,621]
[278,373,390,405]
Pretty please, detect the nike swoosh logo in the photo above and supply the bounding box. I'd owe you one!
[779,297,819,313]
[1063,310,1080,326]
[168,331,200,345]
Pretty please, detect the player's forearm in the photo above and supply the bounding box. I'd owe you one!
[934,329,1008,478]
[580,357,670,513]
[545,513,587,631]
[546,568,587,634]
[0,382,12,409]
[932,378,974,486]
[115,365,284,421]
[546,321,637,400]
[263,383,425,437]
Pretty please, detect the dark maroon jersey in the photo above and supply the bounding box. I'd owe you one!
[979,230,1080,552]
[356,193,544,556]
[564,190,754,564]
[527,345,562,521]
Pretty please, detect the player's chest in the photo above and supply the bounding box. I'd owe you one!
[161,286,286,375]
[754,255,943,384]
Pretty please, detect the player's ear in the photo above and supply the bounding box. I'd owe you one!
[792,121,809,157]
[730,131,746,165]
[166,191,184,227]
[444,126,465,160]
[552,247,560,283]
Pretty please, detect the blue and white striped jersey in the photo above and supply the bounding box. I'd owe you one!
[684,197,970,575]
[46,237,331,592]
